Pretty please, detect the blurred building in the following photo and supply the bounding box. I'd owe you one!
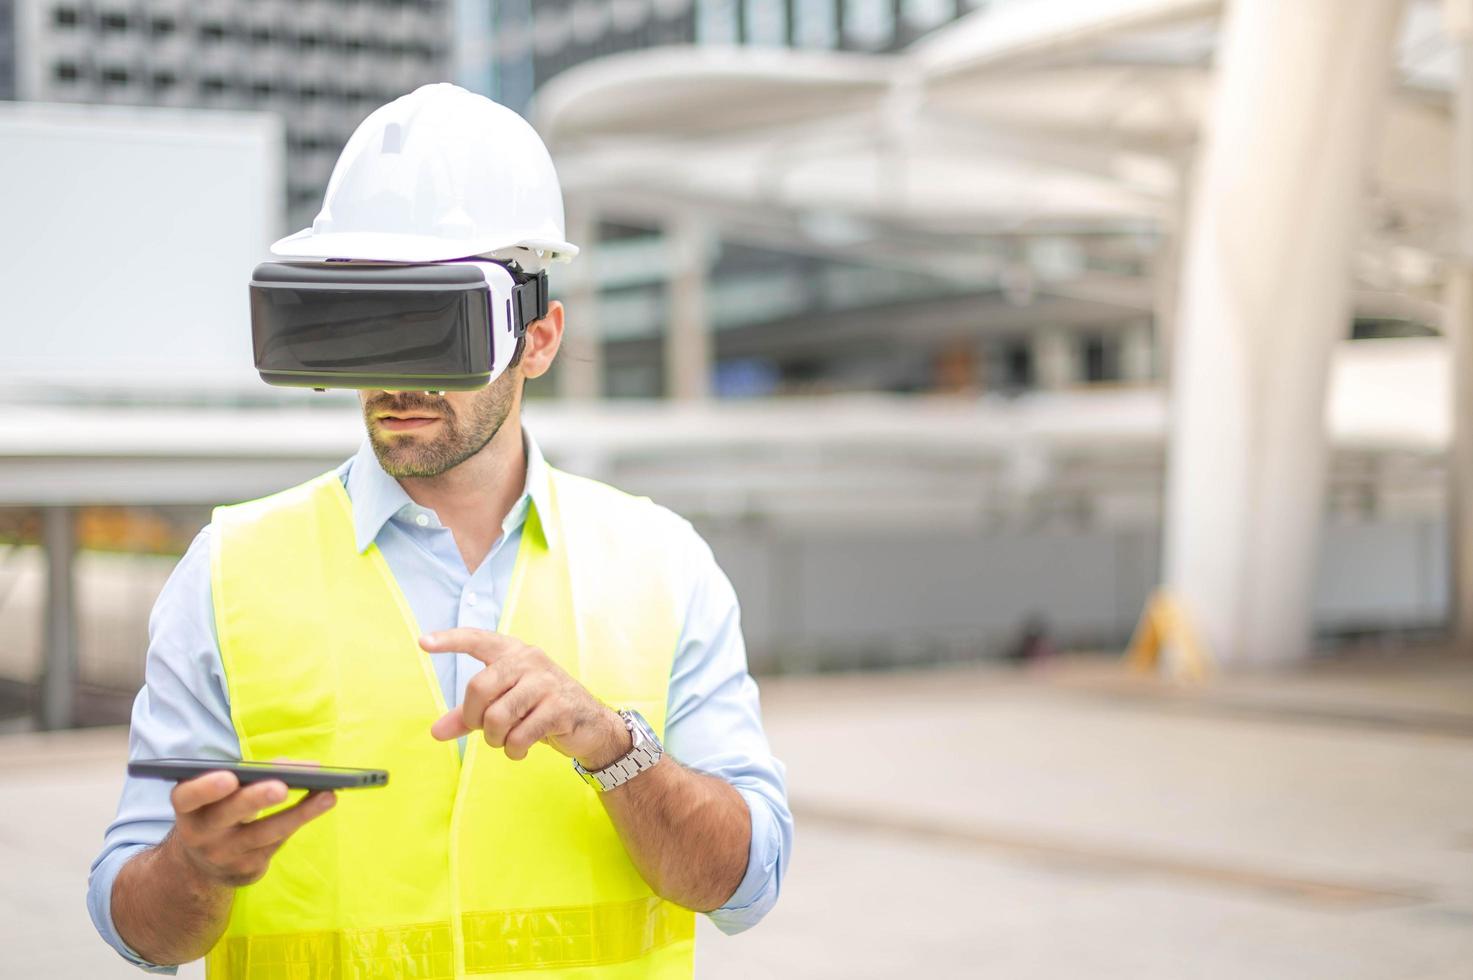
[453,0,1166,400]
[0,0,452,227]
[0,3,16,100]
[514,0,1459,668]
[463,1,985,115]
[0,0,1460,722]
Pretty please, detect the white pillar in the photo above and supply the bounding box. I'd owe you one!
[1152,157,1193,386]
[1446,271,1473,648]
[558,205,603,400]
[666,213,712,401]
[1121,320,1155,384]
[1447,13,1473,650]
[1033,328,1074,391]
[1163,0,1403,665]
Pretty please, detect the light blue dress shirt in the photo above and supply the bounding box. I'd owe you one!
[88,430,791,972]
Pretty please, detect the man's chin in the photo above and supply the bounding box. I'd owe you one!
[370,440,452,479]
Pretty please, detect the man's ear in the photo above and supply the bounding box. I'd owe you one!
[518,299,565,380]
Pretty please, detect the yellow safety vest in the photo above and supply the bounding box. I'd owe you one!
[205,467,696,979]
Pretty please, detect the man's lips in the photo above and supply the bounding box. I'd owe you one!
[376,414,441,432]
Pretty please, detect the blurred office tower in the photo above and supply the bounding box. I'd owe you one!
[463,1,982,115]
[0,0,453,228]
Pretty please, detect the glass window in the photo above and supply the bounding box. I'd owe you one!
[1079,334,1122,383]
[996,338,1033,390]
[900,0,952,33]
[606,361,664,399]
[745,0,786,46]
[716,358,779,398]
[844,0,893,49]
[696,0,739,44]
[531,4,571,55]
[794,0,835,48]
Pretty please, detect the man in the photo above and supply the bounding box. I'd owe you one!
[87,84,791,978]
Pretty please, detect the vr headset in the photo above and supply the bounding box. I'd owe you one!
[248,260,548,391]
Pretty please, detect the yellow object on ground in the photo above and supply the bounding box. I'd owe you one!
[1125,589,1215,682]
[207,469,696,979]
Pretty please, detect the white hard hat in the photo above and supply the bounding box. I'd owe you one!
[271,83,578,267]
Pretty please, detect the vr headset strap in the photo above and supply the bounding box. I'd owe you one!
[510,270,549,339]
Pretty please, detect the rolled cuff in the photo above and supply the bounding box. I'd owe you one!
[706,786,784,936]
[87,843,180,975]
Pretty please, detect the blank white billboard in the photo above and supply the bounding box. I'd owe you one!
[0,102,285,395]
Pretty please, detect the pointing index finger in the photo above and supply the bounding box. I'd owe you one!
[418,628,512,666]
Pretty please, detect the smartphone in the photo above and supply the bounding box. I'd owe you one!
[128,758,389,791]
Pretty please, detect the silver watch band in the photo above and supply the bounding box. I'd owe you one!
[573,709,663,792]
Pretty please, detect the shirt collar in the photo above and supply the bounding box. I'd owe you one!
[344,426,555,553]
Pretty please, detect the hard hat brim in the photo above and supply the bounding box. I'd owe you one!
[270,229,580,263]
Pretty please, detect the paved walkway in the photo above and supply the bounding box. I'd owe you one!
[5,652,1471,978]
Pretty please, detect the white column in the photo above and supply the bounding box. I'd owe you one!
[1121,320,1155,384]
[1447,9,1473,650]
[1163,0,1403,665]
[558,205,603,400]
[1152,157,1193,386]
[666,213,713,401]
[1446,271,1473,648]
[1033,328,1074,391]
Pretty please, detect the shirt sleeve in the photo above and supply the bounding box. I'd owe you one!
[662,524,792,936]
[86,525,240,974]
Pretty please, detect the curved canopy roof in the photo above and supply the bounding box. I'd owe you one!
[535,0,1453,278]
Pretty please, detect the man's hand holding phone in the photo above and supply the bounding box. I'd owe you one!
[113,767,338,965]
[164,769,336,888]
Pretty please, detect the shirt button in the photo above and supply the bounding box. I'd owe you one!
[415,513,429,527]
[467,592,479,606]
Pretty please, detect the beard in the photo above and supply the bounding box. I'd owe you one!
[362,373,517,478]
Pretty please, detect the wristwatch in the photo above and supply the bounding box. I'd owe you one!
[573,708,663,792]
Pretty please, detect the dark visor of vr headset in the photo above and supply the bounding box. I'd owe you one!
[248,260,548,391]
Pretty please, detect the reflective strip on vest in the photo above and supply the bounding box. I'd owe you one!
[206,468,696,979]
[211,898,691,979]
